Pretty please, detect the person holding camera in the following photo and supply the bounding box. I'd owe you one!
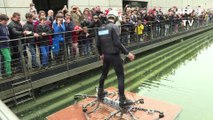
[8,12,30,73]
[23,12,40,69]
[70,5,83,26]
[94,6,107,24]
[29,3,38,17]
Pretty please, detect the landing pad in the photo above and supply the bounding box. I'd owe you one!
[47,87,182,120]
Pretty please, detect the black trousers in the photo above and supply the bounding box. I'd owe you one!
[99,54,125,97]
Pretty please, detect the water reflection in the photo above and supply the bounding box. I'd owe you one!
[136,36,213,119]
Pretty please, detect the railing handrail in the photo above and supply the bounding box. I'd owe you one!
[0,20,212,43]
[0,18,212,83]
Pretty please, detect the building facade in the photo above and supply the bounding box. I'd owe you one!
[0,0,212,19]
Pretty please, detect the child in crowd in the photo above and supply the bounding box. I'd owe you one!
[23,12,39,69]
[0,14,12,78]
[72,25,82,58]
[52,13,66,63]
[36,17,52,68]
[78,27,91,56]
[135,19,144,42]
[65,13,75,58]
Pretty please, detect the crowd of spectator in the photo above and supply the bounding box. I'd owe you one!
[0,3,213,79]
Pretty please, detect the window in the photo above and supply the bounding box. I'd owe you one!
[123,1,148,9]
[33,0,68,14]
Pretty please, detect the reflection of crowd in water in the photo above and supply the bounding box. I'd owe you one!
[0,3,212,79]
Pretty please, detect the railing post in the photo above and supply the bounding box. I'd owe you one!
[136,24,139,44]
[18,38,28,78]
[63,32,69,71]
[150,22,153,40]
[170,21,173,34]
[94,27,99,61]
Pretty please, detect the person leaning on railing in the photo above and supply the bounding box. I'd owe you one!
[125,16,134,43]
[36,17,52,69]
[8,12,29,73]
[78,26,92,57]
[135,18,144,42]
[65,13,75,59]
[121,16,130,45]
[0,14,12,79]
[23,12,40,69]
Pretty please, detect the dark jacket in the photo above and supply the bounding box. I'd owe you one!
[8,20,24,46]
[89,20,102,37]
[93,11,107,24]
[36,24,51,46]
[65,21,75,43]
[8,20,23,39]
[121,22,133,35]
[0,24,10,48]
[23,21,35,44]
[97,22,129,55]
[89,20,102,28]
[78,31,92,45]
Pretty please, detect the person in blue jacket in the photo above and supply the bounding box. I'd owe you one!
[52,13,66,63]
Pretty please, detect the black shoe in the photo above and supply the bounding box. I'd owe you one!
[98,88,108,101]
[119,96,134,107]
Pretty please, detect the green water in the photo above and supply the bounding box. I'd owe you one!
[137,41,213,120]
[11,29,213,120]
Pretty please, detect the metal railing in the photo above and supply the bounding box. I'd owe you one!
[0,19,212,80]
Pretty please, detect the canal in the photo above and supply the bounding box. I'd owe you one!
[11,29,213,120]
[136,38,213,120]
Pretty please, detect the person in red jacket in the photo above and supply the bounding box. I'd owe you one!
[72,25,82,59]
